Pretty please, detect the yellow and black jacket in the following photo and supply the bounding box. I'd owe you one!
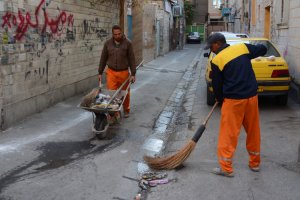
[211,43,267,102]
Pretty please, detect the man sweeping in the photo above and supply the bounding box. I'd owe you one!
[98,25,136,118]
[205,33,267,177]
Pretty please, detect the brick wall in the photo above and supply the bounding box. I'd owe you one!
[0,0,120,129]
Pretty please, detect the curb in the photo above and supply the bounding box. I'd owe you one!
[138,46,204,172]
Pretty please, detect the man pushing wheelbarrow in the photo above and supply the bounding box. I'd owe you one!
[79,25,138,139]
[98,25,137,119]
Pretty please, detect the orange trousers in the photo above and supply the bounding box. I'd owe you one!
[217,95,261,173]
[106,68,130,113]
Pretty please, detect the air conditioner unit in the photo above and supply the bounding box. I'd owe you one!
[173,5,182,17]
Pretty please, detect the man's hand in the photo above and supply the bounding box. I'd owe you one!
[130,76,136,83]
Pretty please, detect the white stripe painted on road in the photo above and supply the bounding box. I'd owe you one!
[0,112,90,154]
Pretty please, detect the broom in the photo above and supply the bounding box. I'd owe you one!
[144,102,218,170]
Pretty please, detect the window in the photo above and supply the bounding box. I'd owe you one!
[213,0,222,9]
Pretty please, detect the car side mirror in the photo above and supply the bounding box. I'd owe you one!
[203,52,209,57]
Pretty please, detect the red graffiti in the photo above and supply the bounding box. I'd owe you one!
[1,0,74,40]
[2,12,12,28]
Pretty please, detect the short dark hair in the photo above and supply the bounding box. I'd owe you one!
[112,25,122,32]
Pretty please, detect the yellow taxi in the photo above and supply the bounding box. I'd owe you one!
[204,38,290,105]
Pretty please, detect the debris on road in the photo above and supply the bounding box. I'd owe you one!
[135,171,176,199]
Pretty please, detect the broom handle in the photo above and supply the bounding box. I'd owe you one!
[203,101,218,126]
[192,101,218,143]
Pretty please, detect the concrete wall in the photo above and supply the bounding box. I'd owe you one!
[0,0,120,129]
[132,0,144,65]
[143,3,157,63]
[251,0,300,100]
[284,0,300,87]
[142,1,172,63]
[157,9,171,55]
[227,0,246,33]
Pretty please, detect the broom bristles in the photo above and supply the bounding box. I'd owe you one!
[80,88,99,107]
[143,140,197,170]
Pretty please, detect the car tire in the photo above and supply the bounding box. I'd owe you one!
[276,94,288,106]
[207,86,216,106]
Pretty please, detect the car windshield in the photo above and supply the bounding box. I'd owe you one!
[227,40,280,57]
[189,32,199,36]
[235,34,248,38]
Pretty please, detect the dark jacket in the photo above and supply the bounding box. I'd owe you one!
[99,36,136,75]
[211,43,267,102]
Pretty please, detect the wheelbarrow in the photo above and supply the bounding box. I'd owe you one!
[79,80,130,139]
[79,61,144,139]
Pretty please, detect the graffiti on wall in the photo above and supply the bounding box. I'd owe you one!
[25,59,49,86]
[0,0,113,86]
[86,0,118,7]
[1,0,74,41]
[78,18,108,40]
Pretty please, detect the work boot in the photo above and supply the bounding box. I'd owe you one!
[212,167,234,177]
[124,112,130,118]
[249,165,260,172]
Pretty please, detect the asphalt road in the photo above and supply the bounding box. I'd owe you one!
[1,43,299,200]
[0,44,202,200]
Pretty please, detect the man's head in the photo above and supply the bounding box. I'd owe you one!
[204,32,226,53]
[112,25,123,42]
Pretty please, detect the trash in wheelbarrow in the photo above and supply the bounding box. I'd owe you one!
[80,88,123,110]
[92,93,123,110]
[79,88,127,139]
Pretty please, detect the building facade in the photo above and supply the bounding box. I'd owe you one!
[185,0,208,24]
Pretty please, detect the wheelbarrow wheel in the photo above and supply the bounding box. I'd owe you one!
[94,114,109,139]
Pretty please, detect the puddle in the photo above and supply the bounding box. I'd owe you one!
[0,138,124,195]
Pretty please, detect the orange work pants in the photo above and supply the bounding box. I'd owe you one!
[106,68,130,113]
[217,95,261,173]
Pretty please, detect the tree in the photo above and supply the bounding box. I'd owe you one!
[184,0,195,25]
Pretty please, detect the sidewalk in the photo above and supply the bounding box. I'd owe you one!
[144,46,300,200]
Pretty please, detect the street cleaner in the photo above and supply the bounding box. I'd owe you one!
[205,32,267,177]
[98,25,136,118]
